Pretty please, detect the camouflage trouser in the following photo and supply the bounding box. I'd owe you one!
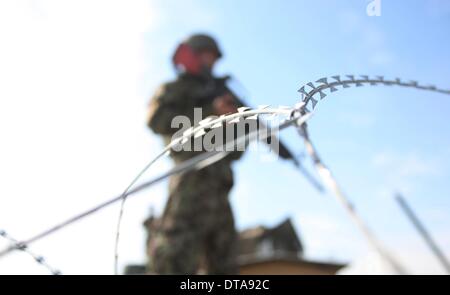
[148,167,238,275]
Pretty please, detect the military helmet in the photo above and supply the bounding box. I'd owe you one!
[183,33,223,58]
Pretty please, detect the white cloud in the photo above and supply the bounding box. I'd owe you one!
[339,250,400,275]
[340,235,450,275]
[371,150,441,195]
[0,0,167,274]
[337,111,376,128]
[0,0,224,275]
[153,0,217,28]
[337,6,394,67]
[294,213,365,263]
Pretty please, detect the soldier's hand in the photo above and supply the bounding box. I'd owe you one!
[213,93,238,115]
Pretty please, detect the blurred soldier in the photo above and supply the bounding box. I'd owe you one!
[146,34,244,274]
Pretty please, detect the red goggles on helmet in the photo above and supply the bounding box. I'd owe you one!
[172,43,202,75]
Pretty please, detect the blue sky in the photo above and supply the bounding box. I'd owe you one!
[0,0,449,274]
[143,0,450,273]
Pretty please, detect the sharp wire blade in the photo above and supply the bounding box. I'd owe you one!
[311,98,318,109]
[194,129,206,138]
[316,77,328,85]
[297,86,308,96]
[319,91,327,99]
[332,75,341,82]
[238,106,251,113]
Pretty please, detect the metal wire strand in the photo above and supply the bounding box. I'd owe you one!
[0,229,61,275]
[2,74,448,274]
[295,123,408,274]
[112,106,302,274]
[298,75,450,112]
[0,108,308,267]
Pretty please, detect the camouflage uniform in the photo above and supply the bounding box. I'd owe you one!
[146,72,243,274]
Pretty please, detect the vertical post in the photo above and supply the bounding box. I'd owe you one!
[395,193,450,274]
[297,124,407,274]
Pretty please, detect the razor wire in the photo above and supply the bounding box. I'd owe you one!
[113,105,307,274]
[1,74,449,274]
[294,75,450,274]
[112,75,448,274]
[298,75,450,112]
[0,229,61,275]
[0,107,310,270]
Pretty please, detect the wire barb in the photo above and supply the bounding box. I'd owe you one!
[2,73,449,275]
[0,229,61,275]
[300,74,450,111]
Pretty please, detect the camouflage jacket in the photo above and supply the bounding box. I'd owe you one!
[147,73,244,188]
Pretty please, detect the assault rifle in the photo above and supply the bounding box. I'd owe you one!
[193,74,324,192]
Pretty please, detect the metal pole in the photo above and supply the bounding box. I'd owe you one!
[297,124,407,274]
[395,193,450,274]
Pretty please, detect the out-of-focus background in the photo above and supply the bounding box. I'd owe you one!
[1,0,450,274]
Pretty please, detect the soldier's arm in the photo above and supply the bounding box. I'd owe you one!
[147,83,184,136]
[147,82,217,136]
